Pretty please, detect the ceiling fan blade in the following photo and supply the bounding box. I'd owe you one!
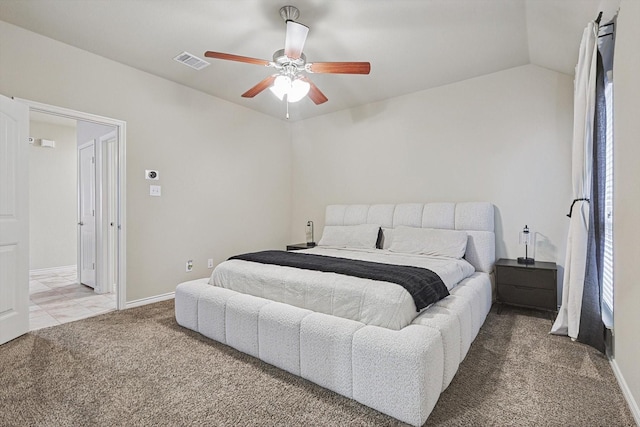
[204,51,270,66]
[308,62,371,74]
[241,75,277,98]
[300,77,328,105]
[284,21,309,60]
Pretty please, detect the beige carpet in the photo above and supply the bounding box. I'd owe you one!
[0,301,635,426]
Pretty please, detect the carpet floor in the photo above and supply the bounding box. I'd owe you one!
[0,300,635,426]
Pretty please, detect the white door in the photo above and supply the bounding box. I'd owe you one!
[0,94,29,345]
[78,141,96,288]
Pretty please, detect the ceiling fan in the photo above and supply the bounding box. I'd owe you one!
[204,5,371,109]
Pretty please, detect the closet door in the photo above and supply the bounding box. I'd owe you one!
[78,140,96,288]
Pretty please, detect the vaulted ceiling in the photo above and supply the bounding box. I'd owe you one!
[0,0,620,121]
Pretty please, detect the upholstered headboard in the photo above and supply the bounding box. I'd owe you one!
[325,202,495,273]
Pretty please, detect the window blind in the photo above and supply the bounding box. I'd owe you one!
[602,79,614,328]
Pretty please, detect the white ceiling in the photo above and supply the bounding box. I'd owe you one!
[0,0,620,121]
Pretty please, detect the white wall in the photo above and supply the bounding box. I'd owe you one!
[612,0,640,420]
[0,20,291,301]
[28,120,77,269]
[291,64,573,284]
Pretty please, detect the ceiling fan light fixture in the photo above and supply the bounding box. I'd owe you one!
[288,78,310,102]
[269,75,291,100]
[269,74,309,103]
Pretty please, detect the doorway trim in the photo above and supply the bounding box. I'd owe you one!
[99,130,118,295]
[16,98,127,311]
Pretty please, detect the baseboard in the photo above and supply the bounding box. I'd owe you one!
[125,291,175,309]
[610,357,640,425]
[29,265,76,275]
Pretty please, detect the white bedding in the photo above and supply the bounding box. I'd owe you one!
[210,246,475,330]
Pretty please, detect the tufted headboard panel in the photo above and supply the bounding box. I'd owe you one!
[325,202,495,273]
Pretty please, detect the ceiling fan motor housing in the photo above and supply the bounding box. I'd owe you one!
[272,49,306,68]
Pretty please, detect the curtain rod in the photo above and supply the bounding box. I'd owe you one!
[595,11,614,38]
[595,11,603,24]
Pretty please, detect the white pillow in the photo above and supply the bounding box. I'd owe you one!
[318,224,381,249]
[388,226,468,258]
[380,227,394,249]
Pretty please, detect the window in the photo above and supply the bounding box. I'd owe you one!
[602,76,614,328]
[597,18,615,329]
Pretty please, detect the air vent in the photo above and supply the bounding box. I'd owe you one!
[173,52,210,70]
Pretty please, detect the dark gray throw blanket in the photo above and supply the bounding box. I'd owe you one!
[229,250,449,311]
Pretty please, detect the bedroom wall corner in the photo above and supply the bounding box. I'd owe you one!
[0,20,292,302]
[290,64,573,294]
[612,0,640,423]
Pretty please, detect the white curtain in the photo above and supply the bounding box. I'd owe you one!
[551,22,599,338]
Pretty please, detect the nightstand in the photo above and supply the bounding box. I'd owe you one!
[286,242,316,251]
[495,258,558,313]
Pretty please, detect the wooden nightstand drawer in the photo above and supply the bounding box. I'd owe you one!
[495,258,558,313]
[498,266,555,290]
[497,284,556,311]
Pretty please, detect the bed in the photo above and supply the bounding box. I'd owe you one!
[175,202,495,426]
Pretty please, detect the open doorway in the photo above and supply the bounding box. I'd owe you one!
[20,99,126,330]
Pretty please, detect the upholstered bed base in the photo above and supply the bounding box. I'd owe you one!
[176,202,495,425]
[175,271,492,426]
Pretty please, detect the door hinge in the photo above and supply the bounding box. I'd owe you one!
[92,157,95,164]
[92,263,95,269]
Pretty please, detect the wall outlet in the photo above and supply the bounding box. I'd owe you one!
[186,260,193,272]
[207,259,214,269]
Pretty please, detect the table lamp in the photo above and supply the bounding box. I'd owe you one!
[517,225,534,265]
[306,221,316,247]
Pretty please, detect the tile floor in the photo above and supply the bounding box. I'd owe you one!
[29,266,116,331]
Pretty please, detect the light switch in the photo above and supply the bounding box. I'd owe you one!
[150,185,161,197]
